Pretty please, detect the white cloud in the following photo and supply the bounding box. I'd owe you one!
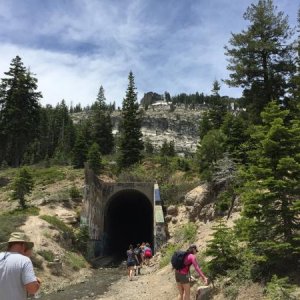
[0,0,297,107]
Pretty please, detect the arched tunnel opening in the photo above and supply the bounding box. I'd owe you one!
[104,189,153,259]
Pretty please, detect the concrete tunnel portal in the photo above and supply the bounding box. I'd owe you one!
[104,189,154,258]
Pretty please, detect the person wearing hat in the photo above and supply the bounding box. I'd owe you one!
[0,232,41,300]
[175,244,208,300]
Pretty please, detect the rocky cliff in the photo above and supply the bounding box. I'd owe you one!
[72,107,204,154]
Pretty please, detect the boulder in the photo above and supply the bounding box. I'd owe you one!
[184,184,209,206]
[196,286,213,300]
[166,205,178,216]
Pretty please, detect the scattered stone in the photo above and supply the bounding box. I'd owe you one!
[166,205,178,216]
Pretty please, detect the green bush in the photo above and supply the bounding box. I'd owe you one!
[174,223,197,244]
[38,250,55,262]
[264,275,297,300]
[216,190,232,212]
[64,251,86,270]
[75,225,89,254]
[160,182,197,206]
[69,185,81,200]
[205,221,240,279]
[40,215,74,237]
[159,243,180,268]
[31,167,65,185]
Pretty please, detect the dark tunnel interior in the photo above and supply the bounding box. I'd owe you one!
[104,190,153,259]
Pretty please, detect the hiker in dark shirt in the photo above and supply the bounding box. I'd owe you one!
[126,244,137,281]
[134,243,142,275]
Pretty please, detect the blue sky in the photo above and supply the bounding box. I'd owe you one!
[0,0,298,107]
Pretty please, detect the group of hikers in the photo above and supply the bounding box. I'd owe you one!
[126,242,208,300]
[126,242,152,281]
[0,231,207,300]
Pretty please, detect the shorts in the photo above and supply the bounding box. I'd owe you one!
[127,261,135,267]
[175,271,190,284]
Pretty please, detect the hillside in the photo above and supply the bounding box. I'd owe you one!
[0,163,299,299]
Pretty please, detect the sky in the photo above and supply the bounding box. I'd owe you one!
[0,0,298,108]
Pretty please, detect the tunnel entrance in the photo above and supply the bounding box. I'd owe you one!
[104,189,153,258]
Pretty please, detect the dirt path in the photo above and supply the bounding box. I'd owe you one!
[96,264,179,300]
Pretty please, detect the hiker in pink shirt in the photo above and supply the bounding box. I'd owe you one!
[175,245,208,300]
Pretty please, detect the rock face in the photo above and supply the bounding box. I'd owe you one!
[184,184,215,222]
[111,108,203,154]
[72,106,204,154]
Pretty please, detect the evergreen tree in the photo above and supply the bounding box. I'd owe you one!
[205,221,240,279]
[91,85,114,155]
[198,111,212,140]
[96,85,107,110]
[240,102,300,272]
[144,137,154,155]
[225,0,295,122]
[0,56,42,166]
[160,140,170,157]
[207,80,227,129]
[72,120,92,168]
[196,129,226,181]
[118,71,143,169]
[221,112,249,162]
[11,167,34,209]
[87,142,102,175]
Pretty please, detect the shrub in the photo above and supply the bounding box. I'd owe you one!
[40,215,74,238]
[31,166,65,185]
[160,182,197,206]
[174,223,197,244]
[64,251,86,270]
[205,221,240,279]
[264,275,297,300]
[159,243,180,268]
[75,225,89,255]
[69,185,81,200]
[11,167,34,208]
[38,250,55,262]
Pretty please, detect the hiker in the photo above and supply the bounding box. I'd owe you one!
[134,243,142,275]
[0,232,41,300]
[140,242,146,265]
[174,245,208,300]
[143,242,152,266]
[126,244,138,281]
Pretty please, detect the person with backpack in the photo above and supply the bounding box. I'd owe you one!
[172,244,208,300]
[126,244,138,281]
[133,243,142,275]
[143,242,152,266]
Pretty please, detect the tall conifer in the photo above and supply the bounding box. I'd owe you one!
[240,102,300,271]
[225,0,295,122]
[0,56,42,166]
[118,71,143,169]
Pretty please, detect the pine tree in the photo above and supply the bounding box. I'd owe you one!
[0,56,42,166]
[117,71,143,169]
[225,0,295,122]
[11,167,34,209]
[91,85,114,155]
[240,102,300,272]
[87,143,102,175]
[221,112,249,162]
[196,129,226,181]
[72,120,92,168]
[207,80,227,129]
[205,221,240,278]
